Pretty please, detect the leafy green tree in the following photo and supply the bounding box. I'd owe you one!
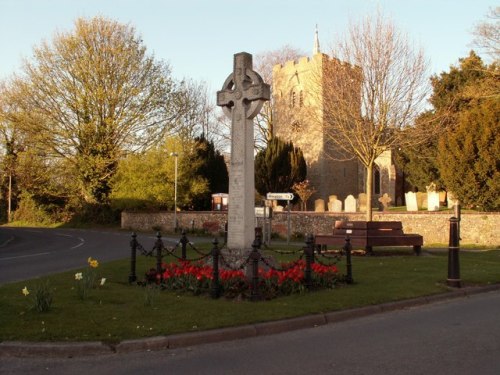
[437,98,499,210]
[255,137,306,197]
[7,16,184,205]
[397,52,497,193]
[110,137,209,211]
[188,136,228,210]
[429,51,488,118]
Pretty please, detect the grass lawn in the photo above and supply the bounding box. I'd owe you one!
[1,244,499,343]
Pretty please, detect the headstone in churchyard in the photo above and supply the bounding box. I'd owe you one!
[328,195,337,203]
[217,52,270,253]
[315,199,325,212]
[439,191,447,205]
[378,193,392,211]
[345,195,357,212]
[358,193,367,212]
[329,199,343,212]
[447,192,459,208]
[405,192,418,211]
[416,192,427,209]
[427,191,440,211]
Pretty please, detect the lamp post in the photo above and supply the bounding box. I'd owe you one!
[170,152,178,232]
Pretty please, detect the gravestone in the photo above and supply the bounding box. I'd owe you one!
[217,52,270,252]
[416,192,427,209]
[427,191,440,211]
[405,192,418,211]
[358,193,367,212]
[328,194,337,203]
[378,193,392,211]
[328,199,343,212]
[344,195,357,212]
[314,199,325,212]
[447,192,459,208]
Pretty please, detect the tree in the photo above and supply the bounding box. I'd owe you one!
[437,98,499,210]
[472,6,500,62]
[188,136,228,210]
[292,180,316,211]
[110,137,210,211]
[7,16,185,205]
[254,137,306,198]
[397,52,494,192]
[318,12,430,220]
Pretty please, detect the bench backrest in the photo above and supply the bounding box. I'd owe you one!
[333,221,405,236]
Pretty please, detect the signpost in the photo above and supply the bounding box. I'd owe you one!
[266,193,295,244]
[266,193,294,201]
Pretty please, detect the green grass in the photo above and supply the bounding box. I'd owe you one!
[1,245,499,343]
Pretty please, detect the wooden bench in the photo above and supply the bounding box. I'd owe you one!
[315,221,423,255]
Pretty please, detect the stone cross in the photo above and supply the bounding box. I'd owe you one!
[378,193,392,211]
[217,52,270,252]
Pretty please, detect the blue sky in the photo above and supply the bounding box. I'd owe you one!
[0,0,495,92]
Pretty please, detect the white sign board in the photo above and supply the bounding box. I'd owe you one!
[255,207,271,218]
[266,192,294,201]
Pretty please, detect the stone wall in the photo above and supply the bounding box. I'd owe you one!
[121,211,500,246]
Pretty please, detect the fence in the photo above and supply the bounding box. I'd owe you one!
[128,230,353,301]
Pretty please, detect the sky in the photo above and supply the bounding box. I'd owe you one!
[0,0,496,94]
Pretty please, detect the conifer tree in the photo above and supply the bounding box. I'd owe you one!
[254,137,306,198]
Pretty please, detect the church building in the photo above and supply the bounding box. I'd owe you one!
[272,28,399,208]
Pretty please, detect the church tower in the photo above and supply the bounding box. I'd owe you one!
[272,28,360,206]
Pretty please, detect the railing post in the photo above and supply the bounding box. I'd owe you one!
[447,217,461,288]
[304,234,314,290]
[180,230,189,260]
[344,235,353,284]
[155,232,164,283]
[129,232,138,283]
[250,239,262,301]
[211,238,221,299]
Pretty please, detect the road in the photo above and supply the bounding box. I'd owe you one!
[1,290,500,374]
[0,227,180,284]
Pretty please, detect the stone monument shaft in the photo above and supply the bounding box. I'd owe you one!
[217,52,270,251]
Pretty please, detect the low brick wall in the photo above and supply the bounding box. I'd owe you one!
[121,210,500,246]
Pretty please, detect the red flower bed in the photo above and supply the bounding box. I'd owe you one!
[145,259,340,299]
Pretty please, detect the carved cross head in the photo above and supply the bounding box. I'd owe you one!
[217,52,270,120]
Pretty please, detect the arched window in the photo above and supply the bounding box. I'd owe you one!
[291,91,296,108]
[299,91,303,107]
[373,167,381,195]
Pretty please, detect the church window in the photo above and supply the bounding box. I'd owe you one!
[299,91,304,107]
[374,168,381,195]
[291,91,296,108]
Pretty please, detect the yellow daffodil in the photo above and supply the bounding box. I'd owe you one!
[75,272,83,280]
[22,287,29,296]
[89,259,99,268]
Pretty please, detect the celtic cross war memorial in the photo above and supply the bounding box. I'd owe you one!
[217,52,270,253]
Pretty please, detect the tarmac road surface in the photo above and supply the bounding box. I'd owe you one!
[0,227,177,284]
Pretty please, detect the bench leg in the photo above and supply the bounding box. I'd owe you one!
[414,245,421,256]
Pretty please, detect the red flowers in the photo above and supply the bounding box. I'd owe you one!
[148,259,340,299]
